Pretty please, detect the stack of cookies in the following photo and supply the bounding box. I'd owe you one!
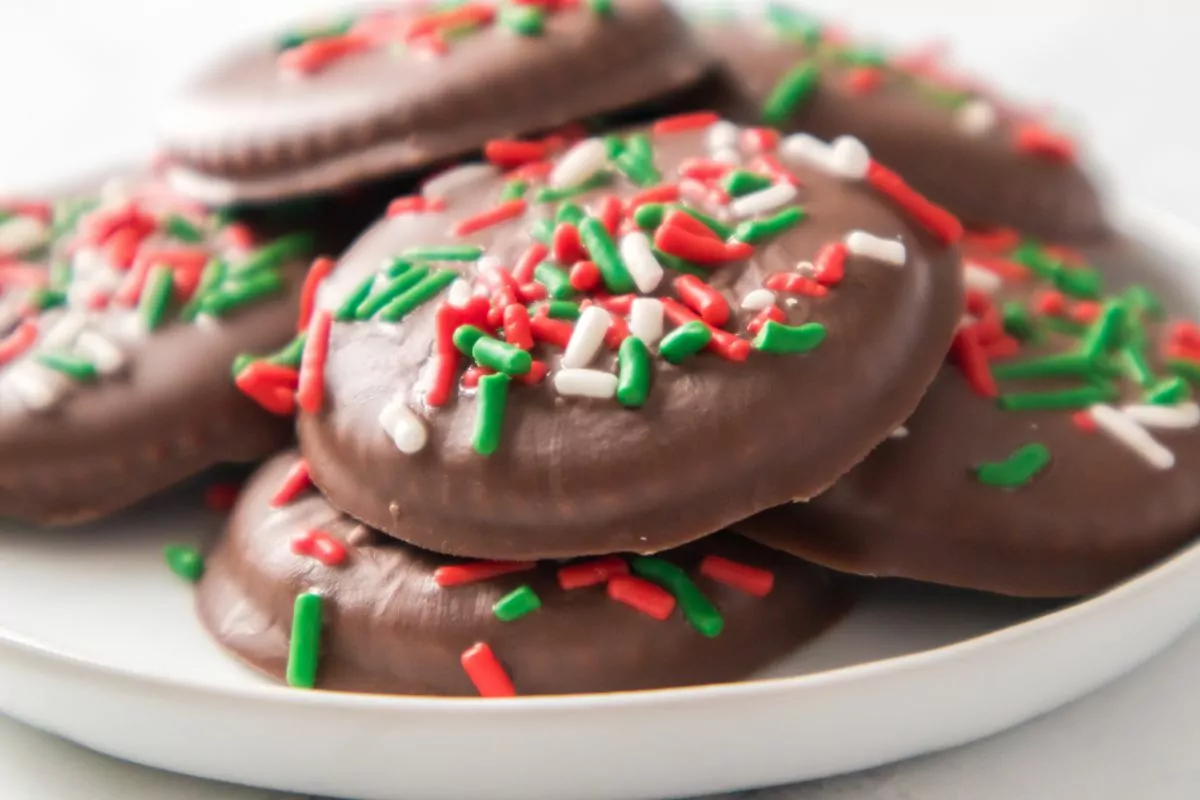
[5,1,1199,697]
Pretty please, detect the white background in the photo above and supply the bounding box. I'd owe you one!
[2,1,1200,798]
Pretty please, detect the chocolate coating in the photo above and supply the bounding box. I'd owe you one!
[0,173,312,524]
[697,16,1107,242]
[739,236,1200,597]
[299,124,962,560]
[160,0,710,204]
[198,451,855,695]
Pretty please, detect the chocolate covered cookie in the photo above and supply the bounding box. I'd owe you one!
[274,118,962,560]
[696,7,1106,241]
[0,173,316,524]
[196,451,854,696]
[740,232,1200,597]
[159,0,710,205]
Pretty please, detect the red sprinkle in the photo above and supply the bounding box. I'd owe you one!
[297,310,332,414]
[436,560,535,588]
[674,274,731,327]
[751,153,802,187]
[1070,300,1102,326]
[813,242,848,286]
[557,556,630,590]
[608,576,676,620]
[655,225,752,265]
[480,265,519,294]
[678,159,732,182]
[604,313,631,349]
[515,360,549,385]
[223,223,256,251]
[597,195,624,236]
[386,195,444,217]
[461,643,515,698]
[513,243,549,284]
[963,228,1022,253]
[845,66,885,95]
[1170,322,1200,350]
[406,3,495,41]
[487,287,520,328]
[235,363,298,416]
[516,282,547,303]
[452,199,527,237]
[652,111,720,136]
[297,256,335,333]
[950,327,997,398]
[700,555,775,597]
[984,334,1021,360]
[1014,124,1076,163]
[867,161,963,244]
[569,260,602,292]
[965,255,1031,283]
[764,273,829,298]
[552,223,586,264]
[741,127,781,154]
[203,482,241,513]
[270,459,312,507]
[105,226,145,270]
[112,257,153,308]
[462,365,489,389]
[278,33,370,75]
[964,288,993,318]
[747,305,786,336]
[290,529,348,567]
[1072,410,1098,433]
[627,184,681,212]
[0,321,37,365]
[595,294,636,316]
[1033,290,1066,317]
[425,352,459,407]
[529,315,573,349]
[659,298,750,362]
[484,139,550,169]
[503,304,534,350]
[507,160,554,182]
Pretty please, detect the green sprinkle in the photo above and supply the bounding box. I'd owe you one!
[1118,345,1156,388]
[385,258,415,278]
[556,202,586,225]
[493,585,542,622]
[163,545,205,583]
[1001,301,1036,341]
[632,557,724,638]
[165,214,205,243]
[473,336,533,376]
[1123,284,1165,319]
[531,217,555,244]
[1078,300,1124,358]
[533,262,575,300]
[533,173,613,204]
[617,337,651,408]
[232,231,314,275]
[200,271,284,317]
[453,325,489,356]
[587,0,615,16]
[765,3,823,44]
[838,47,887,67]
[277,17,353,50]
[990,352,1096,380]
[733,207,806,244]
[139,265,176,331]
[603,134,626,160]
[1010,242,1061,280]
[762,60,819,126]
[651,247,707,278]
[286,592,323,690]
[36,352,97,381]
[402,245,483,262]
[659,321,713,364]
[268,333,308,369]
[634,203,667,230]
[28,288,66,312]
[355,266,429,320]
[378,270,458,322]
[1146,376,1190,406]
[723,170,774,198]
[181,258,228,322]
[619,133,659,181]
[231,353,256,380]
[539,299,581,320]
[975,443,1051,488]
[500,4,545,35]
[752,321,826,355]
[1168,358,1200,385]
[1043,316,1088,337]
[499,180,528,202]
[334,273,377,322]
[473,373,511,456]
[997,384,1117,411]
[579,217,636,293]
[1054,266,1102,299]
[685,208,735,240]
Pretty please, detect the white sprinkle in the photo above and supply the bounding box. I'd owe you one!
[889,425,910,439]
[619,231,665,294]
[741,289,777,311]
[830,136,871,180]
[41,312,89,350]
[781,133,832,171]
[679,179,715,211]
[476,255,503,273]
[554,369,619,399]
[550,138,609,189]
[75,331,126,375]
[711,147,742,166]
[379,399,428,454]
[706,120,741,156]
[963,262,1003,294]
[629,298,664,347]
[1089,404,1175,470]
[561,306,611,369]
[4,363,68,412]
[0,215,49,258]
[957,100,998,136]
[730,182,798,219]
[1121,402,1200,430]
[422,164,498,199]
[447,278,474,308]
[845,231,907,266]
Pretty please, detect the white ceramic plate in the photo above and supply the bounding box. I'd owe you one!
[1,206,1199,800]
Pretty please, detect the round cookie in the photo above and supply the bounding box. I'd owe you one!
[739,232,1200,597]
[196,451,855,696]
[159,0,710,206]
[288,118,963,560]
[695,8,1106,241]
[0,173,316,524]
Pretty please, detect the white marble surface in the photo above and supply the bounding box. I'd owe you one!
[2,2,1199,798]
